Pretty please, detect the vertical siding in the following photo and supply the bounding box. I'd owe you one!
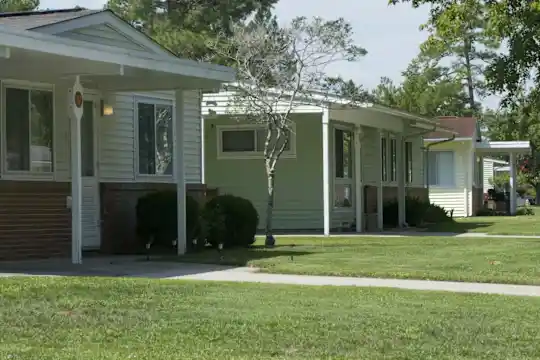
[57,24,149,51]
[427,141,470,217]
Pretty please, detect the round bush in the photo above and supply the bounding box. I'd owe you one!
[201,194,259,248]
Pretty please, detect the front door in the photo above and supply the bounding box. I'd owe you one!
[81,97,101,250]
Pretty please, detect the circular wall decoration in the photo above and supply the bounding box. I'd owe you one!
[74,91,83,108]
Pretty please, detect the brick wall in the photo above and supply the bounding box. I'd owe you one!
[0,181,71,260]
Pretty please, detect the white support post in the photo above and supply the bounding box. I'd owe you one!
[70,76,83,264]
[322,109,331,236]
[396,134,406,227]
[354,126,363,233]
[509,152,517,215]
[377,130,384,230]
[174,90,187,254]
[0,46,10,59]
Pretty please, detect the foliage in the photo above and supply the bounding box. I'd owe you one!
[135,190,200,251]
[207,16,368,244]
[489,173,509,190]
[372,58,470,117]
[106,0,278,63]
[383,196,453,227]
[0,0,39,12]
[516,206,535,216]
[201,194,259,248]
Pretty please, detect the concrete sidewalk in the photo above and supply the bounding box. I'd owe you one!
[175,267,540,297]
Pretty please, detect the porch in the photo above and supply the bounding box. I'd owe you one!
[475,141,531,215]
[0,23,234,263]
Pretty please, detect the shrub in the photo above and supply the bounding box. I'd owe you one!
[136,190,200,250]
[201,194,258,248]
[383,196,452,227]
[516,207,535,216]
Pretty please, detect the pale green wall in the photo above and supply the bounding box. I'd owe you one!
[204,113,324,230]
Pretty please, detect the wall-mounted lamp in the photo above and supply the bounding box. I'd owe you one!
[100,99,114,116]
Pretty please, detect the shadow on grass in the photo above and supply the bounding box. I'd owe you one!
[161,245,314,266]
[424,220,494,234]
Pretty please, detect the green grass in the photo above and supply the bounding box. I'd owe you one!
[175,236,540,285]
[429,209,540,235]
[2,277,540,359]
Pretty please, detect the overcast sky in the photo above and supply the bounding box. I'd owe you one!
[40,0,500,108]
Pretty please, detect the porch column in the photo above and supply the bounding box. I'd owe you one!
[70,76,83,264]
[174,90,187,254]
[322,109,331,236]
[377,130,384,230]
[354,126,363,232]
[396,134,406,227]
[509,151,517,215]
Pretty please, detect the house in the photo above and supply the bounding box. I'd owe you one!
[424,116,530,217]
[0,8,235,262]
[483,158,508,192]
[202,91,453,234]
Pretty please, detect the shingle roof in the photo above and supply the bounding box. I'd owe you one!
[0,8,101,30]
[426,116,477,140]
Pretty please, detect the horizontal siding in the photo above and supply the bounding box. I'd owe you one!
[429,188,467,217]
[361,127,380,186]
[483,159,494,192]
[427,141,471,217]
[99,90,202,184]
[99,93,136,181]
[205,114,324,230]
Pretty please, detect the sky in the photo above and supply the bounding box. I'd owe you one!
[38,0,499,108]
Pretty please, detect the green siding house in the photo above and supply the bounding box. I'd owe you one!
[202,91,452,234]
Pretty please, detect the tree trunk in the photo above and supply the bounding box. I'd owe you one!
[463,39,476,113]
[264,166,276,247]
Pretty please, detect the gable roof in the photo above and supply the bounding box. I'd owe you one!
[0,8,175,57]
[0,8,98,30]
[426,116,478,140]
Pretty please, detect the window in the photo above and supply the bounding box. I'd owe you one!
[334,128,353,208]
[428,151,455,187]
[390,137,397,181]
[4,86,54,173]
[381,137,387,182]
[405,141,413,183]
[218,125,294,158]
[137,101,173,176]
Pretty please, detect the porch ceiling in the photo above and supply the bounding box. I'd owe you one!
[0,25,235,91]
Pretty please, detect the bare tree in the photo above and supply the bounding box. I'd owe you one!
[209,16,367,246]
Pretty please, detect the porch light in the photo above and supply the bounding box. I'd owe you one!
[100,99,114,116]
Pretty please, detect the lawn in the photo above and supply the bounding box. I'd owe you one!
[176,236,540,285]
[2,277,540,359]
[428,209,540,235]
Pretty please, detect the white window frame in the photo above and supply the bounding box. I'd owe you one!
[216,123,297,160]
[381,135,388,182]
[405,140,413,184]
[333,125,354,210]
[1,80,56,181]
[134,95,175,182]
[389,136,397,183]
[428,150,456,187]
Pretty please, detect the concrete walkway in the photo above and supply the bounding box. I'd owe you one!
[259,232,540,238]
[175,267,540,297]
[2,256,540,297]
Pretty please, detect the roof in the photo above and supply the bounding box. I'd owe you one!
[0,8,99,30]
[425,116,477,140]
